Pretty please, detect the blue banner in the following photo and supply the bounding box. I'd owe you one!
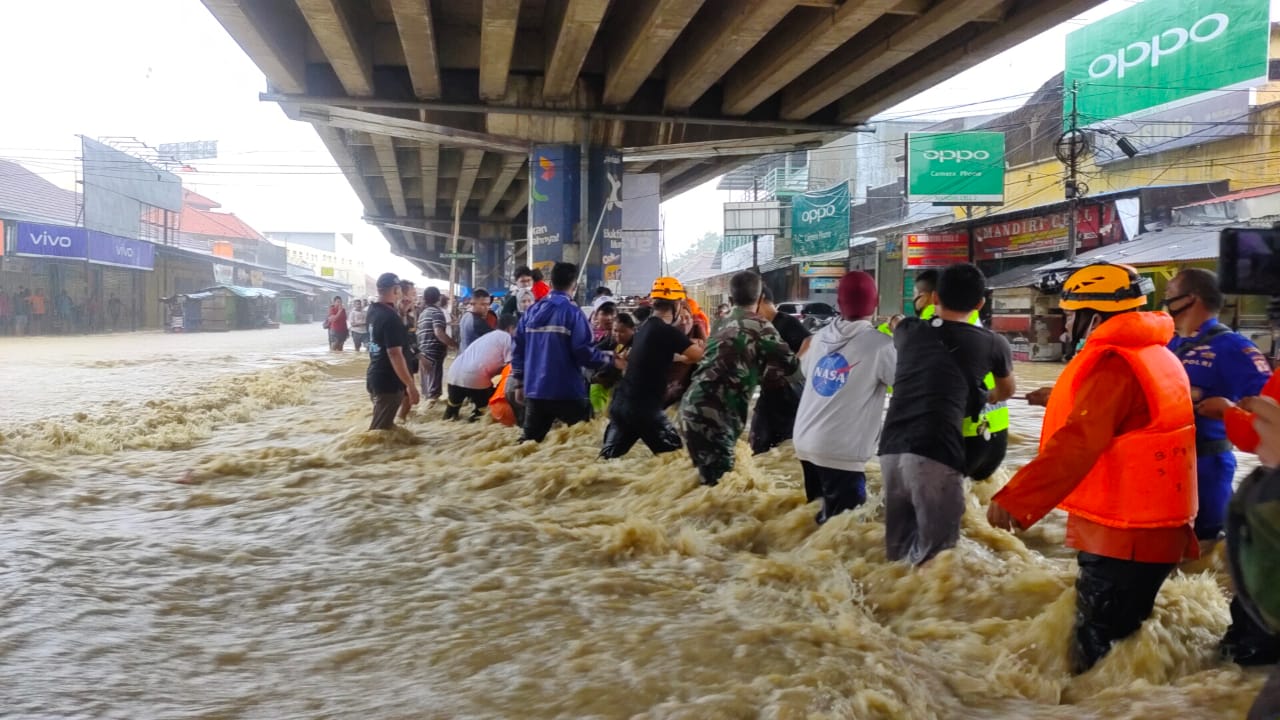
[88,231,155,271]
[791,183,850,257]
[528,144,579,275]
[15,222,88,259]
[586,147,623,291]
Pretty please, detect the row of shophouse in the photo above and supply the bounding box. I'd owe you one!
[0,158,366,333]
[680,36,1280,360]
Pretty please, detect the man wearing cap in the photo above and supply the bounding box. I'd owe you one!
[793,271,896,524]
[366,273,419,429]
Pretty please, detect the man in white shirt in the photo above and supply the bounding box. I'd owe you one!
[793,271,897,524]
[444,313,518,421]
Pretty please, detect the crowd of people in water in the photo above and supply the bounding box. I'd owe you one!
[336,258,1280,716]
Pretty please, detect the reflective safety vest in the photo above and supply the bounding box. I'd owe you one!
[1047,312,1197,529]
[918,305,1009,437]
[877,322,893,336]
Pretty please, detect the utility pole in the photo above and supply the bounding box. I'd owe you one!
[1066,80,1080,262]
[448,199,461,318]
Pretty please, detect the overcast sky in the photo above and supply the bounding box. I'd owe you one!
[1,0,1270,279]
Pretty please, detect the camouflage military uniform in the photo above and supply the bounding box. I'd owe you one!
[680,307,800,485]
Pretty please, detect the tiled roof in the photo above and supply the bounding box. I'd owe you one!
[182,188,221,210]
[178,206,265,241]
[0,159,79,225]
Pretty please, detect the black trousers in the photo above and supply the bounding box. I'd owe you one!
[600,405,682,459]
[801,461,867,524]
[1072,552,1174,674]
[444,384,494,420]
[749,382,802,455]
[520,397,592,442]
[963,429,1008,480]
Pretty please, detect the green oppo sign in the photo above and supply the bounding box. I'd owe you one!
[905,132,1006,205]
[1065,0,1269,126]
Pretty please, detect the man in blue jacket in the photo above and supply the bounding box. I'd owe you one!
[509,262,619,442]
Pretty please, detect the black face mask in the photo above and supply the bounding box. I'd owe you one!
[912,294,928,317]
[1070,308,1100,350]
[1161,293,1195,319]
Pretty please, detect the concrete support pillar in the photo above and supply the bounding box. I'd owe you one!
[528,144,580,275]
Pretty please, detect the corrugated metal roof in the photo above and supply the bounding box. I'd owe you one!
[0,159,79,225]
[1176,185,1280,209]
[1037,225,1220,272]
[986,262,1049,290]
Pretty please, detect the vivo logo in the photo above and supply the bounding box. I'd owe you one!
[922,149,991,162]
[800,205,836,223]
[1089,13,1229,79]
[31,230,72,248]
[114,240,135,258]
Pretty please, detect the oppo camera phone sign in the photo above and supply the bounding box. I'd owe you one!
[905,132,1006,205]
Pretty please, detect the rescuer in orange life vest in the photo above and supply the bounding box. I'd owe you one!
[987,262,1199,674]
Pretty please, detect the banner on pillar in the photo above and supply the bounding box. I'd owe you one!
[621,173,660,296]
[528,144,579,275]
[587,147,623,291]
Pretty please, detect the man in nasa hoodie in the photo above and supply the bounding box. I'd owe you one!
[793,271,897,524]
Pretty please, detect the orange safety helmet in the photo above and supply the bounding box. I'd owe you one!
[650,276,686,301]
[1059,263,1153,313]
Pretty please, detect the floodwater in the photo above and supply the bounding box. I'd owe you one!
[0,325,1267,719]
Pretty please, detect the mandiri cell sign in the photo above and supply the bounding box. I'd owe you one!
[1064,0,1269,126]
[905,132,1006,205]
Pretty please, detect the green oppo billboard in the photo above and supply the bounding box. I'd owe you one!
[1065,0,1270,126]
[905,132,1006,205]
[791,183,850,257]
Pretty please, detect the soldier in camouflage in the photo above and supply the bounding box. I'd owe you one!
[680,271,800,486]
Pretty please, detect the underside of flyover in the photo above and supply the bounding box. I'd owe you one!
[203,0,1104,275]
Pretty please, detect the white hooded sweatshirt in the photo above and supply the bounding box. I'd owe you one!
[792,318,897,471]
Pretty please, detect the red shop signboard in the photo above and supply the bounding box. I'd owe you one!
[904,232,969,268]
[974,203,1121,261]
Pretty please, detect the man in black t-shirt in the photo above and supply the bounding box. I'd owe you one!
[878,263,1015,565]
[749,286,811,453]
[600,297,705,459]
[366,273,420,429]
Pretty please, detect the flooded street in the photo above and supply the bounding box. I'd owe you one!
[0,328,1267,719]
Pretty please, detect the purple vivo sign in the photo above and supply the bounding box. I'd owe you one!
[87,231,155,270]
[15,222,88,259]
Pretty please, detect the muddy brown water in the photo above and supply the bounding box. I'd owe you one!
[0,326,1266,718]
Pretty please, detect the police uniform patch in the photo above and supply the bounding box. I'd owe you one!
[1246,347,1274,375]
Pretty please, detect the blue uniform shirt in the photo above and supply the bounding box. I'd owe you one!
[1169,318,1271,442]
[1168,318,1271,539]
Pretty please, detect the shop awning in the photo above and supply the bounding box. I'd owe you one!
[196,285,278,299]
[792,248,848,264]
[1036,225,1220,272]
[986,263,1049,290]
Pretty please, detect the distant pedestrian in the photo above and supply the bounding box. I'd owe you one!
[325,296,349,350]
[445,313,518,421]
[106,293,121,331]
[502,266,536,316]
[459,289,494,354]
[31,289,48,334]
[366,273,419,430]
[14,287,29,336]
[793,272,896,524]
[509,262,618,442]
[417,286,456,406]
[349,299,369,352]
[680,271,799,486]
[591,301,617,344]
[398,281,421,421]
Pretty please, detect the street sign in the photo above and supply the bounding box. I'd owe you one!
[441,252,476,260]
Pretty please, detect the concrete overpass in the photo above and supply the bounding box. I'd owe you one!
[203,0,1104,277]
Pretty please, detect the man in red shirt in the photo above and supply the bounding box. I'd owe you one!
[988,263,1198,674]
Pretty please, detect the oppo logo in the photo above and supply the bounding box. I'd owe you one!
[801,205,836,223]
[1088,13,1229,79]
[922,149,990,163]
